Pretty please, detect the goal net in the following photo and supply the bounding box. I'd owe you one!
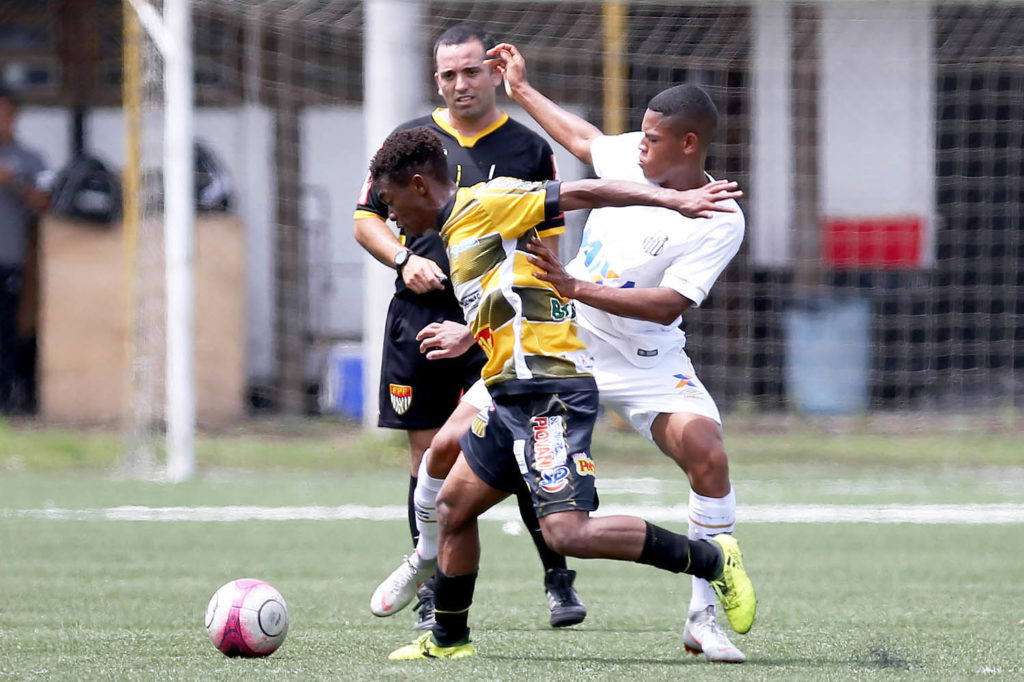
[121,0,1023,472]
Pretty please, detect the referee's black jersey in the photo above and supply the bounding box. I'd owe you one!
[355,108,564,302]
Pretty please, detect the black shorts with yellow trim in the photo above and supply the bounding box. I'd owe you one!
[460,385,600,517]
[378,295,486,430]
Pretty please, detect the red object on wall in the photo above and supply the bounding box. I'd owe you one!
[822,215,923,269]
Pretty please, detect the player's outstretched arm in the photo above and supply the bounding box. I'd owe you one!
[558,178,742,219]
[527,238,691,324]
[486,43,602,165]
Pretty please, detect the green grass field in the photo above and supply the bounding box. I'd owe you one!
[1,416,1023,681]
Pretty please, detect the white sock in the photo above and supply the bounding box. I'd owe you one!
[412,448,445,562]
[688,487,736,613]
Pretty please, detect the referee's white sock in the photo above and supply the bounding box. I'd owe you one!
[413,448,445,563]
[688,487,736,614]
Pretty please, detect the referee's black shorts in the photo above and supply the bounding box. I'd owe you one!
[377,295,486,430]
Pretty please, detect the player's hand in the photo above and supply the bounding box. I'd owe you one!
[416,321,475,359]
[402,254,447,294]
[485,43,529,99]
[669,179,743,219]
[0,165,15,187]
[526,237,577,298]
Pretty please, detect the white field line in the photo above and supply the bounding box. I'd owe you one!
[6,503,1024,524]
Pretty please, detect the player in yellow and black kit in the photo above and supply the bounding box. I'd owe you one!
[354,24,583,631]
[354,109,563,431]
[369,126,757,662]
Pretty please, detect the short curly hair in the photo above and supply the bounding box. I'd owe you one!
[369,127,448,187]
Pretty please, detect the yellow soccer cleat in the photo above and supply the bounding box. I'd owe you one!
[388,632,476,660]
[708,534,757,634]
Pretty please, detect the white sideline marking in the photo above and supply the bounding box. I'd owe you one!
[7,503,1024,524]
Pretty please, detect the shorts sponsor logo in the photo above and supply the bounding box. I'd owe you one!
[674,373,695,389]
[540,465,570,493]
[389,384,412,415]
[531,416,567,470]
[572,453,595,476]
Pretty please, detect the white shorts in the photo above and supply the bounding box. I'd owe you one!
[578,327,721,442]
[459,327,720,443]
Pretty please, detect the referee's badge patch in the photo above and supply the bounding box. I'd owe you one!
[389,384,413,415]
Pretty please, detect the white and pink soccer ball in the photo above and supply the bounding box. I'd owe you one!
[205,578,289,657]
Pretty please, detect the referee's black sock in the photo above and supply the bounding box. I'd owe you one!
[516,488,567,571]
[635,521,721,579]
[407,475,419,547]
[433,569,477,646]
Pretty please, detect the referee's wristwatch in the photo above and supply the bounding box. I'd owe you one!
[393,248,413,273]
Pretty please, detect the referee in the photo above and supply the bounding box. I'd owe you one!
[353,24,585,630]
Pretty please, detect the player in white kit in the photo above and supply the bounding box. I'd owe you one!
[373,43,752,662]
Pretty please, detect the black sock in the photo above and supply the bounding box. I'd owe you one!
[635,522,722,579]
[433,569,477,646]
[407,475,419,547]
[516,488,567,572]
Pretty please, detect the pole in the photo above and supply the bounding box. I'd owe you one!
[361,0,425,431]
[163,0,196,481]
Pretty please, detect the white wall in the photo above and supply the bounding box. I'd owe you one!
[820,1,934,262]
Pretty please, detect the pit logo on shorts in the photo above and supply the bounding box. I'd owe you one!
[531,416,568,471]
[540,465,570,493]
[389,384,412,415]
[572,452,595,476]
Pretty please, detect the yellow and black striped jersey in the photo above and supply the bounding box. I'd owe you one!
[438,177,595,398]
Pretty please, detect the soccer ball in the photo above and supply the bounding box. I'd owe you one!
[205,578,289,657]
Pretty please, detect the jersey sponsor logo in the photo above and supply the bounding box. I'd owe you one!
[572,452,595,476]
[549,298,576,321]
[637,349,658,358]
[531,416,568,471]
[389,384,413,415]
[539,465,570,493]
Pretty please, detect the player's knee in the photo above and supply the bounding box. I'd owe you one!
[539,515,587,557]
[428,428,461,467]
[687,443,731,492]
[436,488,470,534]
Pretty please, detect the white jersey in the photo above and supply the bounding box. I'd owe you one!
[565,132,745,367]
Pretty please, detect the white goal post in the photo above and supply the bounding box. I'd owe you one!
[125,0,196,482]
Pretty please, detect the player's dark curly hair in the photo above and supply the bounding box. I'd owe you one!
[433,23,496,61]
[369,127,449,186]
[648,84,718,145]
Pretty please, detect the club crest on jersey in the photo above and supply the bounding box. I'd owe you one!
[572,452,595,476]
[531,416,568,470]
[474,326,494,356]
[540,465,570,493]
[643,234,668,257]
[389,384,412,415]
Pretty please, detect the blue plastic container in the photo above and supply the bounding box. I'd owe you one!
[783,298,872,414]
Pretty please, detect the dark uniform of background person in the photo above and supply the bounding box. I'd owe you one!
[353,24,584,628]
[0,89,50,415]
